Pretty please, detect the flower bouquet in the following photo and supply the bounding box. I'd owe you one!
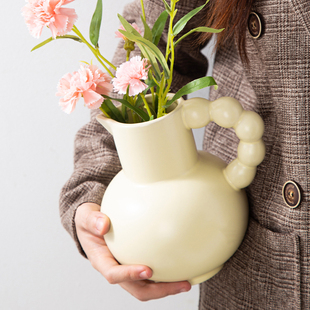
[23,0,265,284]
[23,0,223,122]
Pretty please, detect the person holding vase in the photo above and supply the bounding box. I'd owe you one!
[60,0,309,308]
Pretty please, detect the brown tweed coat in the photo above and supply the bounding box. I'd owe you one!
[59,0,310,308]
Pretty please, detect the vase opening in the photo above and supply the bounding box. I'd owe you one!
[123,97,179,124]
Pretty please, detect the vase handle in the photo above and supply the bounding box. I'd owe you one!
[182,97,265,190]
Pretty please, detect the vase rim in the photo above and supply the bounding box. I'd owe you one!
[96,94,185,129]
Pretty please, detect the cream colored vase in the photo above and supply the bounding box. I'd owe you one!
[96,95,265,285]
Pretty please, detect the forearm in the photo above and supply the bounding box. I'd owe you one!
[59,111,121,255]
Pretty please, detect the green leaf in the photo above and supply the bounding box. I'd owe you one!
[121,100,128,121]
[136,43,161,80]
[173,1,209,36]
[118,14,169,79]
[174,26,224,46]
[100,98,126,123]
[118,14,142,37]
[118,14,163,79]
[31,37,54,51]
[152,10,169,46]
[59,35,83,42]
[89,0,103,47]
[103,95,150,122]
[134,94,144,109]
[136,93,156,116]
[164,76,218,107]
[118,29,170,79]
[145,79,158,91]
[141,16,153,42]
[31,35,82,51]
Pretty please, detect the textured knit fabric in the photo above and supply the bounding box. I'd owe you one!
[59,0,310,309]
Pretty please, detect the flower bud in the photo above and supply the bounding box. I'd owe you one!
[124,39,135,52]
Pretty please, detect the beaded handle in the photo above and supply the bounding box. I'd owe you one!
[183,97,265,190]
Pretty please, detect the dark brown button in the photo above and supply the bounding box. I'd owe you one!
[248,12,262,39]
[282,181,301,208]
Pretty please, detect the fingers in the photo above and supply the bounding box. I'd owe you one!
[101,264,153,284]
[90,247,192,301]
[90,247,153,283]
[91,247,192,301]
[76,203,153,283]
[120,280,192,301]
[74,203,192,302]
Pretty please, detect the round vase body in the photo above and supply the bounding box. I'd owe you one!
[102,152,248,284]
[96,95,264,284]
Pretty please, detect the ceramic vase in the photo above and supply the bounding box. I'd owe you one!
[96,95,265,285]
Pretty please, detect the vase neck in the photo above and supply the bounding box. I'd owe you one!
[110,106,199,183]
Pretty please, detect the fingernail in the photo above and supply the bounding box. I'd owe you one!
[96,218,104,232]
[139,271,149,279]
[180,287,191,293]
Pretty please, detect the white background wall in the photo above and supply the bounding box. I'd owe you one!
[0,1,214,309]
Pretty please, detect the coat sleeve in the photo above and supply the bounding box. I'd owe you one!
[59,0,209,256]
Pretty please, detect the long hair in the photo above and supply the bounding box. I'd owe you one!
[199,0,255,63]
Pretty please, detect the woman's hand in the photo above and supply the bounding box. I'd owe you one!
[75,203,191,301]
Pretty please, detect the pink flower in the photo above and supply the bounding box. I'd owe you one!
[112,56,151,97]
[56,72,80,113]
[22,0,78,39]
[57,64,113,113]
[115,23,142,40]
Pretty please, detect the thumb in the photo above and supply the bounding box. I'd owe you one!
[91,213,110,236]
[76,203,111,237]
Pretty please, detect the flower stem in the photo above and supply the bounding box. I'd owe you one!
[140,0,146,21]
[157,75,166,118]
[165,0,176,62]
[140,93,153,118]
[158,0,177,118]
[72,26,116,77]
[164,31,175,99]
[151,86,155,110]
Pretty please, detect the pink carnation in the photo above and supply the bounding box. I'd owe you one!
[22,0,78,39]
[57,64,113,113]
[112,56,150,97]
[115,23,142,40]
